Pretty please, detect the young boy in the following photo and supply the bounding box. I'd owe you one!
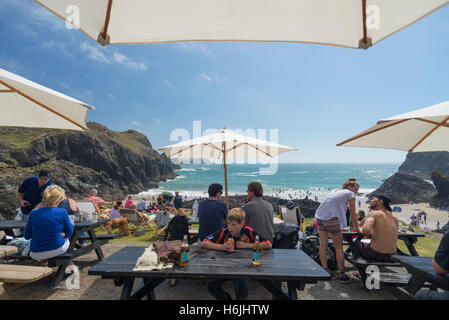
[201,208,271,300]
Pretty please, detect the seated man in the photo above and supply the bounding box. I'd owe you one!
[84,189,106,208]
[201,208,272,300]
[137,198,147,211]
[415,230,449,300]
[352,195,398,262]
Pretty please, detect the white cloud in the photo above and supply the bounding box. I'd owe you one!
[79,42,147,70]
[152,118,162,125]
[198,73,212,81]
[132,120,142,127]
[80,42,109,63]
[173,42,211,54]
[197,72,227,82]
[42,40,73,57]
[162,80,174,87]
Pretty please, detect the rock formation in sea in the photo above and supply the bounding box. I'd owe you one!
[367,172,436,204]
[0,122,179,219]
[430,170,449,208]
[398,151,449,180]
[183,195,320,218]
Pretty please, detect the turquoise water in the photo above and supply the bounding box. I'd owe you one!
[150,163,399,197]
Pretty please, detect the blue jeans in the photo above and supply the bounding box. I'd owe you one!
[415,289,449,300]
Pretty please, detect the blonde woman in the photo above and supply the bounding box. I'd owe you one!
[314,178,359,283]
[24,185,73,261]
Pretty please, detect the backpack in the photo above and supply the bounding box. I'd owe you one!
[164,215,189,241]
[302,236,337,270]
[272,222,299,249]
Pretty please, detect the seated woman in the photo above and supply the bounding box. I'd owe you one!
[107,203,130,236]
[24,185,73,261]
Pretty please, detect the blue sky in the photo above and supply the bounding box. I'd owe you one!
[1,0,449,163]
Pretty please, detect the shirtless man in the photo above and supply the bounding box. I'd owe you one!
[351,195,398,262]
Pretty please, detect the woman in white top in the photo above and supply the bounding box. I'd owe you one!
[314,178,359,283]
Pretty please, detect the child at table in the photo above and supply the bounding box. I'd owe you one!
[201,208,271,300]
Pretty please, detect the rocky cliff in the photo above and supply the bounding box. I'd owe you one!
[430,171,449,208]
[398,151,449,180]
[0,122,179,219]
[367,172,436,204]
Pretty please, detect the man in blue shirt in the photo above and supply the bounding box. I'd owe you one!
[18,169,53,219]
[198,184,228,243]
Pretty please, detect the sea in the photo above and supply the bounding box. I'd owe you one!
[138,163,400,202]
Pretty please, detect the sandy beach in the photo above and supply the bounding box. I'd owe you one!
[358,201,449,230]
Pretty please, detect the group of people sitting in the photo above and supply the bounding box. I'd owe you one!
[314,177,449,300]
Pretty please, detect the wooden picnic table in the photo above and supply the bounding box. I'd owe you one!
[391,255,449,295]
[0,219,110,286]
[342,231,425,256]
[88,246,331,300]
[0,246,17,258]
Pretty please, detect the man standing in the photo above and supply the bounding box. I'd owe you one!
[173,191,183,210]
[242,182,274,243]
[352,195,399,262]
[198,184,228,243]
[18,169,53,220]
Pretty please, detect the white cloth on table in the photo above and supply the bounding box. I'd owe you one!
[133,246,173,271]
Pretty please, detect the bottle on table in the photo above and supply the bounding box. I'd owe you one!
[227,236,235,249]
[180,235,190,267]
[252,235,262,266]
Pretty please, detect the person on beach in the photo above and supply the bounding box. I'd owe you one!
[18,169,53,221]
[242,182,274,243]
[314,178,360,283]
[351,195,398,262]
[415,229,449,300]
[24,185,73,261]
[201,208,272,300]
[125,196,134,209]
[173,191,183,210]
[198,184,228,244]
[84,189,106,208]
[137,198,147,211]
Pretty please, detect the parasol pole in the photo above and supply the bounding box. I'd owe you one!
[223,139,229,207]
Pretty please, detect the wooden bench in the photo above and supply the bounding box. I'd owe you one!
[0,246,17,258]
[0,264,53,299]
[345,254,409,289]
[77,234,120,241]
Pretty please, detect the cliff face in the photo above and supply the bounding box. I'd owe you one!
[430,171,449,208]
[367,173,436,204]
[0,122,179,219]
[398,151,449,180]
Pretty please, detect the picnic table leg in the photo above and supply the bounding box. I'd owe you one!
[120,278,135,300]
[403,238,419,257]
[87,229,104,260]
[404,274,425,295]
[258,280,289,300]
[51,262,70,287]
[130,278,166,300]
[287,281,299,300]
